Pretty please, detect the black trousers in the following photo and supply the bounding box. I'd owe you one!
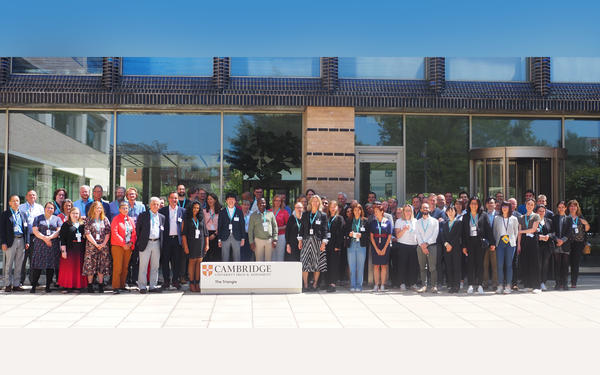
[339,244,348,282]
[511,248,521,286]
[397,243,418,286]
[444,247,462,289]
[203,230,221,262]
[436,241,445,286]
[326,247,340,284]
[126,249,139,285]
[466,237,484,286]
[161,235,183,286]
[539,243,553,283]
[390,243,401,286]
[520,235,540,289]
[554,252,569,287]
[31,268,54,288]
[20,246,32,284]
[570,241,585,286]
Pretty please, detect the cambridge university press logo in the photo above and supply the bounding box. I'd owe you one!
[202,264,214,276]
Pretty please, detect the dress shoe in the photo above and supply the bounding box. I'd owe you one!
[97,284,104,293]
[327,285,336,293]
[149,288,161,293]
[87,284,95,293]
[12,286,24,292]
[139,289,147,294]
[4,286,11,292]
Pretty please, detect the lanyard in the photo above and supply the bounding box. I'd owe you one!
[262,212,267,223]
[353,218,361,233]
[54,201,61,215]
[448,219,455,231]
[470,214,478,227]
[328,215,337,230]
[524,214,532,228]
[572,215,579,226]
[150,212,157,228]
[192,218,199,229]
[538,220,544,232]
[178,199,186,208]
[124,218,131,236]
[377,219,383,235]
[227,207,235,222]
[10,208,22,230]
[274,209,280,219]
[503,217,509,233]
[294,214,302,230]
[488,212,495,225]
[309,212,318,226]
[209,210,215,223]
[421,218,429,233]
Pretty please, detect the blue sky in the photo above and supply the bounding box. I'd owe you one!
[1,0,598,56]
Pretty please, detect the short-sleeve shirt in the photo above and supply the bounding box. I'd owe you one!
[518,213,540,230]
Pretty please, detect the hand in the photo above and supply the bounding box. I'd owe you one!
[1,244,6,251]
[218,241,222,248]
[422,245,429,255]
[205,245,209,252]
[557,239,564,246]
[490,245,496,251]
[184,247,189,255]
[44,239,52,248]
[349,231,354,238]
[445,243,452,252]
[123,243,131,251]
[250,243,256,251]
[581,219,589,226]
[355,233,361,239]
[25,244,29,250]
[517,245,521,254]
[320,243,326,252]
[462,248,468,256]
[286,244,291,254]
[335,247,340,252]
[61,250,67,259]
[95,242,103,250]
[298,240,302,250]
[240,239,245,247]
[272,240,277,248]
[403,225,410,231]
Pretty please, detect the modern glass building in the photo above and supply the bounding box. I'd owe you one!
[1,56,599,264]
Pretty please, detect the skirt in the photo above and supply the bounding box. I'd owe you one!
[58,242,88,288]
[300,235,327,272]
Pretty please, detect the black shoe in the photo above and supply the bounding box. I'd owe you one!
[139,289,147,294]
[327,285,336,293]
[302,286,309,293]
[87,284,94,293]
[161,283,170,290]
[97,284,104,294]
[30,286,36,294]
[44,286,51,293]
[174,282,181,290]
[149,288,162,293]
[320,283,328,291]
[12,286,24,292]
[4,286,11,292]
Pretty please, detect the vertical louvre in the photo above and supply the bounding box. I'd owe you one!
[101,57,121,90]
[425,57,445,93]
[529,57,551,97]
[320,57,338,92]
[212,57,230,92]
[0,57,10,86]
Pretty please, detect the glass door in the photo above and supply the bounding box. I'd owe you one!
[355,146,404,205]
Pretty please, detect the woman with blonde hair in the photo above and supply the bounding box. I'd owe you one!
[58,207,87,292]
[83,201,111,293]
[394,204,419,291]
[565,199,590,288]
[299,195,328,292]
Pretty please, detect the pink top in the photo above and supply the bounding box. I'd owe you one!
[270,208,289,236]
[203,208,218,231]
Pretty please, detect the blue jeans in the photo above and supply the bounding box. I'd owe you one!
[496,242,515,286]
[347,241,366,290]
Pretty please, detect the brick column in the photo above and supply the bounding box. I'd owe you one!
[303,107,355,201]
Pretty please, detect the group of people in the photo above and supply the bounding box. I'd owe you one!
[0,184,591,295]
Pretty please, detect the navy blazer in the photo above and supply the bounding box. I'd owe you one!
[0,209,30,248]
[135,210,166,252]
[217,206,245,241]
[158,205,185,245]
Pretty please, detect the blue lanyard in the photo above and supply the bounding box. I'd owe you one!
[309,212,318,226]
[227,207,235,222]
[377,219,383,235]
[150,212,157,227]
[470,214,478,227]
[448,219,455,231]
[209,210,215,222]
[124,219,131,236]
[192,218,199,229]
[421,218,429,233]
[10,208,22,230]
[353,218,361,233]
[262,212,268,223]
[274,209,280,219]
[524,214,532,228]
[294,215,302,230]
[328,215,337,230]
[572,216,579,226]
[178,199,186,208]
[54,201,61,215]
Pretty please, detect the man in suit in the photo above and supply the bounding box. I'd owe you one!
[136,197,165,293]
[1,195,30,292]
[218,192,246,262]
[18,189,44,286]
[85,185,112,222]
[158,191,185,290]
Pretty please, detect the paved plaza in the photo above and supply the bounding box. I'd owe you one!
[1,275,599,329]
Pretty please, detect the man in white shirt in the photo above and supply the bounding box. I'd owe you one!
[250,187,264,213]
[415,203,440,293]
[18,190,44,286]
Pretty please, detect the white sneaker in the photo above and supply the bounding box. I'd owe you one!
[410,284,419,291]
[460,281,464,289]
[532,288,542,294]
[417,286,427,293]
[540,282,547,291]
[496,286,503,294]
[400,283,407,291]
[467,285,474,294]
[372,285,379,292]
[503,286,511,294]
[526,288,533,293]
[380,285,386,292]
[350,288,356,292]
[431,287,438,294]
[477,285,484,294]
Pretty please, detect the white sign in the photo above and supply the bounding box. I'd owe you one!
[200,261,302,294]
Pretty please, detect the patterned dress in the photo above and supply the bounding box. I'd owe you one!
[82,217,112,276]
[31,215,63,269]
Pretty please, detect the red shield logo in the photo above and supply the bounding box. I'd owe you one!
[202,264,213,276]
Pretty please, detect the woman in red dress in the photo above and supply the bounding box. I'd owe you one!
[58,206,88,292]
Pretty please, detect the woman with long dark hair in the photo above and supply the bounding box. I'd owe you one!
[30,202,63,293]
[552,201,570,290]
[462,197,495,294]
[203,193,222,262]
[535,205,554,291]
[517,198,541,293]
[182,201,209,292]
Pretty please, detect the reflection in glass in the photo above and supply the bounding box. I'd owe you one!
[223,114,302,203]
[11,57,102,75]
[472,117,562,148]
[405,116,469,198]
[230,57,320,77]
[552,57,600,83]
[474,160,484,199]
[339,57,424,79]
[116,113,220,203]
[355,115,403,146]
[122,57,213,76]
[8,112,113,204]
[486,159,503,198]
[446,57,526,81]
[359,162,397,203]
[0,112,5,211]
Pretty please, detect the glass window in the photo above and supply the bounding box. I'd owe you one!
[355,115,403,146]
[11,57,103,75]
[339,57,425,79]
[223,114,302,203]
[0,112,5,211]
[552,57,600,83]
[446,57,527,81]
[405,116,469,197]
[230,57,320,77]
[472,117,562,148]
[8,111,113,206]
[116,113,220,203]
[122,57,213,76]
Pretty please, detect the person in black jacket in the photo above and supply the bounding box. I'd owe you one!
[298,195,328,292]
[565,199,590,288]
[462,197,495,294]
[535,205,554,291]
[1,195,30,292]
[324,200,345,293]
[285,201,305,262]
[136,197,165,293]
[158,192,186,290]
[182,201,209,292]
[217,192,245,262]
[551,201,570,290]
[442,205,463,293]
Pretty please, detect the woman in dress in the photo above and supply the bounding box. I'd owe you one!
[269,194,290,262]
[83,201,111,293]
[57,199,73,223]
[369,202,393,292]
[182,201,209,292]
[298,195,328,292]
[30,202,63,293]
[517,198,541,293]
[325,200,344,292]
[565,199,590,288]
[285,200,304,262]
[58,207,87,293]
[203,193,221,262]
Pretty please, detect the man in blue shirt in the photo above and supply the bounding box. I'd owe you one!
[109,186,126,219]
[517,190,535,215]
[73,185,93,218]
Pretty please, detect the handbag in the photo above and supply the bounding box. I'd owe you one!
[583,242,592,255]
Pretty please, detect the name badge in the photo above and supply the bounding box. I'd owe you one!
[315,220,321,225]
[526,233,534,238]
[501,235,509,244]
[24,222,28,227]
[233,217,239,222]
[470,225,477,237]
[14,226,19,233]
[262,222,270,232]
[96,233,100,241]
[46,229,51,236]
[574,227,579,234]
[296,236,302,241]
[229,224,233,231]
[177,217,182,222]
[309,228,314,235]
[76,233,82,242]
[160,225,164,231]
[195,229,200,239]
[360,226,365,232]
[326,232,331,239]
